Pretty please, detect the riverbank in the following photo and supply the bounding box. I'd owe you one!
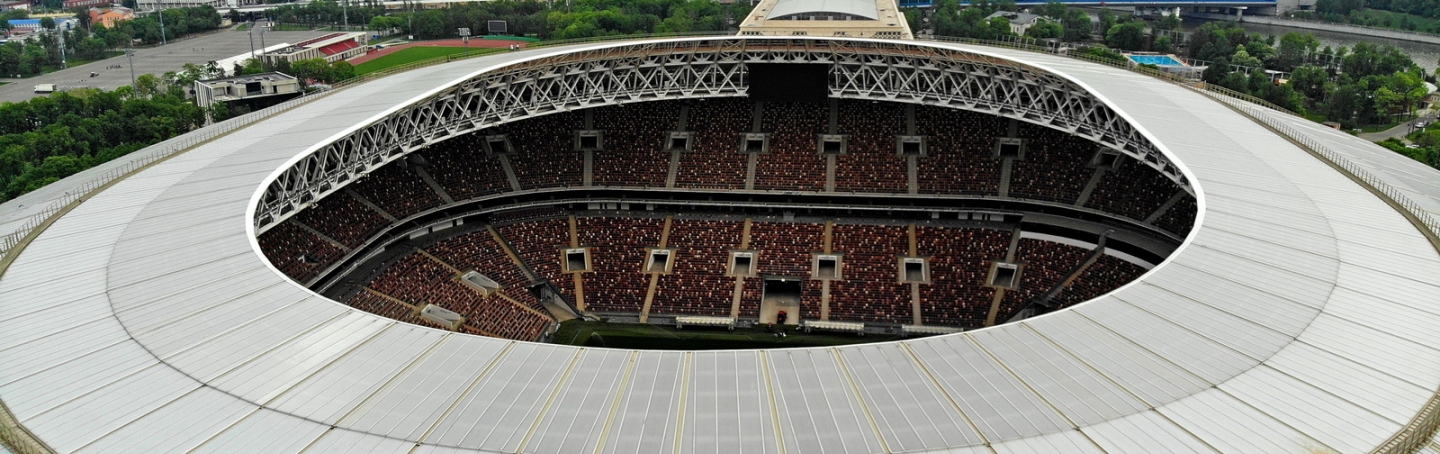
[1184,12,1440,45]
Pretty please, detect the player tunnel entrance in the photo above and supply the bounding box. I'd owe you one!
[762,276,803,325]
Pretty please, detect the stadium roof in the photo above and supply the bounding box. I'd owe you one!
[765,0,878,19]
[2,37,1440,453]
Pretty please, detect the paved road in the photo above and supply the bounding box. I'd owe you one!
[0,29,332,104]
[1358,109,1435,143]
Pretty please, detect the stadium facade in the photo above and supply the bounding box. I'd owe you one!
[2,36,1440,454]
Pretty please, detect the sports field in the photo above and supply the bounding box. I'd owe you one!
[550,319,905,350]
[354,47,500,75]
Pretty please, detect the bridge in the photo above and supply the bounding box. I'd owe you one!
[897,0,1279,14]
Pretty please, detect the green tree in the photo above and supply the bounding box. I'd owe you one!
[1095,10,1117,37]
[1024,20,1062,39]
[1275,32,1320,71]
[1104,20,1145,51]
[1156,14,1181,30]
[1288,65,1329,101]
[1060,9,1090,41]
[1038,1,1068,20]
[135,73,162,97]
[1153,35,1173,53]
[986,16,1013,38]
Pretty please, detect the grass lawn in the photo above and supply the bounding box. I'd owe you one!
[1359,120,1404,133]
[549,319,907,350]
[354,46,499,75]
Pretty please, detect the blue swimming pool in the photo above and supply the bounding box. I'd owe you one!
[1128,55,1184,66]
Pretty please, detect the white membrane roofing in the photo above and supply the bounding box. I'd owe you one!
[2,37,1439,453]
[764,0,879,19]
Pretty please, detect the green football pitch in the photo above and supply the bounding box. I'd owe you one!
[549,319,907,350]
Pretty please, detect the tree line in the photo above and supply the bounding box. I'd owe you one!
[1304,0,1440,33]
[0,88,203,201]
[264,0,751,40]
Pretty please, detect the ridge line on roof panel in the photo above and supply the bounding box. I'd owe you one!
[187,309,359,383]
[1125,280,1307,342]
[1259,363,1406,427]
[836,346,964,451]
[1211,378,1352,453]
[1331,278,1440,320]
[517,348,585,453]
[105,248,256,292]
[1020,322,1161,410]
[964,334,1080,430]
[829,348,892,453]
[21,361,171,422]
[898,343,993,447]
[119,283,289,336]
[182,406,266,454]
[757,351,787,454]
[591,350,640,454]
[322,333,458,435]
[151,297,330,367]
[0,336,130,389]
[1314,302,1440,359]
[1107,295,1266,363]
[254,323,401,405]
[670,351,692,454]
[1066,311,1217,389]
[413,341,520,446]
[66,384,214,454]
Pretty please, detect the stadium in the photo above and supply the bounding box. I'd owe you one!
[2,34,1440,454]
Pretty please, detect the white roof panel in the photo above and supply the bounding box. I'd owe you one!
[602,351,687,454]
[989,429,1105,454]
[765,0,877,19]
[970,327,1148,426]
[526,349,634,454]
[906,336,1071,440]
[189,409,331,454]
[839,343,984,450]
[336,336,510,440]
[18,364,198,453]
[1081,410,1215,454]
[681,350,780,454]
[427,342,576,451]
[1222,365,1400,453]
[267,325,450,420]
[1157,388,1327,454]
[72,387,253,454]
[768,349,885,454]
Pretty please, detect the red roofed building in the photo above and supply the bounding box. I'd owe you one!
[260,32,368,67]
[88,6,134,29]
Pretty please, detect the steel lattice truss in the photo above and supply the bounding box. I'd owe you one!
[255,37,1190,233]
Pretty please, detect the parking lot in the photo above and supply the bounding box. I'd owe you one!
[0,28,332,104]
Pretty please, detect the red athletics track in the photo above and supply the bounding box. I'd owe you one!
[347,38,529,65]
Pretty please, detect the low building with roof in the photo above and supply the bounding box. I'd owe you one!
[193,71,301,111]
[259,32,368,66]
[0,0,29,12]
[737,0,912,39]
[983,11,1043,35]
[88,6,134,28]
